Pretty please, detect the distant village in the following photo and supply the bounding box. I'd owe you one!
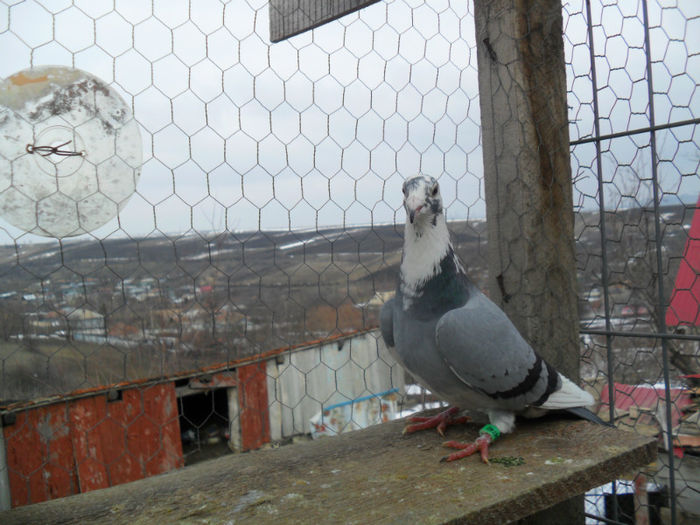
[0,203,694,392]
[0,278,657,348]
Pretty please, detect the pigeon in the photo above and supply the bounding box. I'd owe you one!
[380,175,597,462]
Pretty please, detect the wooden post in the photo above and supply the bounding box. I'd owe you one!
[473,0,582,523]
[474,0,579,380]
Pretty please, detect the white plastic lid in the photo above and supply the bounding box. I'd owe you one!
[0,66,142,238]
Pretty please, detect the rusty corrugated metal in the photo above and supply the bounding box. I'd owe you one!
[3,403,77,507]
[2,329,382,507]
[238,362,270,451]
[3,383,183,507]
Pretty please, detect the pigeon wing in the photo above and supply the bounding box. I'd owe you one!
[379,296,395,348]
[434,291,561,410]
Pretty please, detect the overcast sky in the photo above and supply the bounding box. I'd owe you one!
[0,0,698,243]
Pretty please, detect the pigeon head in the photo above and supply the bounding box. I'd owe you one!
[402,175,443,226]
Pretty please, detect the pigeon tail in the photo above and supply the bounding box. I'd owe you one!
[539,374,594,410]
[565,406,609,426]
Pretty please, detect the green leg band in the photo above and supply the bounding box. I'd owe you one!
[479,424,501,441]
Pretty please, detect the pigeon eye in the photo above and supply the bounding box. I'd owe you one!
[431,185,438,196]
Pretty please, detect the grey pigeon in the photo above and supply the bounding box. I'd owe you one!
[380,175,595,462]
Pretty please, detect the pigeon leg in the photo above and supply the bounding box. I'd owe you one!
[441,434,492,463]
[440,424,501,463]
[402,406,469,437]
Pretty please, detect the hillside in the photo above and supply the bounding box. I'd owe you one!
[0,202,695,400]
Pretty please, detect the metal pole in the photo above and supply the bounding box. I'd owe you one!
[584,0,618,520]
[641,1,677,523]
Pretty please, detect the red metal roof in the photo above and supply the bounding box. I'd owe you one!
[599,382,693,428]
[666,197,700,327]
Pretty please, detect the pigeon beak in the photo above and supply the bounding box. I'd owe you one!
[408,204,423,224]
[405,195,424,224]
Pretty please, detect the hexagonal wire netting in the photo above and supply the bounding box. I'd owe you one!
[0,0,698,521]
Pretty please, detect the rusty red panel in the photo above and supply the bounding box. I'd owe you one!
[70,396,110,493]
[71,384,183,491]
[4,404,78,507]
[101,389,145,486]
[237,362,270,451]
[136,383,184,476]
[6,383,184,506]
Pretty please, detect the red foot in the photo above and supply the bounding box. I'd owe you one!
[403,406,470,437]
[440,434,492,463]
[441,434,493,463]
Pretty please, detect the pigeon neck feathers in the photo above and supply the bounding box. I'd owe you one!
[400,214,451,285]
[399,215,471,317]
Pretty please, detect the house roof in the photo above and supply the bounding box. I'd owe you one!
[666,196,700,327]
[599,382,693,429]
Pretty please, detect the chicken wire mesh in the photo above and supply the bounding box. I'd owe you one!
[0,0,697,521]
[566,1,700,522]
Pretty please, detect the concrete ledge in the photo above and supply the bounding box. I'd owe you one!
[0,413,657,524]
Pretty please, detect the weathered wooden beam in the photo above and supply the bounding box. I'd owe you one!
[0,414,656,524]
[474,0,581,522]
[269,0,383,42]
[474,0,577,377]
